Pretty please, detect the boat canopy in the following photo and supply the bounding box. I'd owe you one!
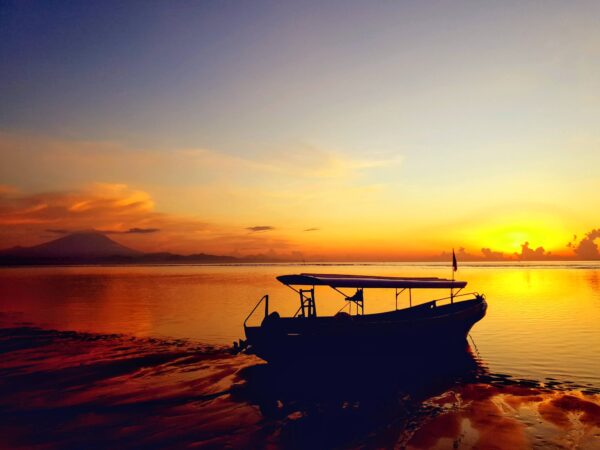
[277,273,467,289]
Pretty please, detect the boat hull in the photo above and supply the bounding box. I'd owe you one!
[245,297,487,362]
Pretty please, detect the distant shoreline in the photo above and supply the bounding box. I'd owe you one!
[3,232,595,267]
[1,260,599,268]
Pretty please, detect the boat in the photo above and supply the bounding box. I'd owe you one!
[242,272,487,362]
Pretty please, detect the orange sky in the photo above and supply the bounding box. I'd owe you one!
[0,133,597,260]
[1,2,599,260]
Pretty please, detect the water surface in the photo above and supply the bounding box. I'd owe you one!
[1,263,599,449]
[1,263,599,389]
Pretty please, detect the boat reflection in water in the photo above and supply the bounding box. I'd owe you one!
[233,343,485,449]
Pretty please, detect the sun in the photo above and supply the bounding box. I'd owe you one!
[463,212,571,256]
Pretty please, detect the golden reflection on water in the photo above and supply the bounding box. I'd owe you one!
[1,265,600,450]
[407,385,600,450]
[1,323,598,449]
[0,263,599,388]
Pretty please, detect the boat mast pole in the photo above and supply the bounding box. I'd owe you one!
[450,248,456,304]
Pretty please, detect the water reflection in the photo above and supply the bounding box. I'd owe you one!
[587,270,600,294]
[233,348,600,449]
[1,325,599,449]
[1,263,599,389]
[233,345,484,449]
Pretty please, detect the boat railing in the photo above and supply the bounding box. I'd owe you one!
[244,291,483,327]
[427,291,483,307]
[244,294,269,329]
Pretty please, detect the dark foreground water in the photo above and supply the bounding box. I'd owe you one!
[1,263,599,449]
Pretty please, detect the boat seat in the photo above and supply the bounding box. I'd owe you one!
[261,311,280,327]
[345,289,363,302]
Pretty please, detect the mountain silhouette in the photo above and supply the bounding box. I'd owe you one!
[1,232,141,259]
[0,232,253,265]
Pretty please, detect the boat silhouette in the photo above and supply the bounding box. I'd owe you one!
[243,273,487,362]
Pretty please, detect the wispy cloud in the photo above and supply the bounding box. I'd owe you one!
[46,227,160,235]
[0,132,403,244]
[0,183,293,255]
[0,132,402,186]
[247,143,403,179]
[303,227,320,232]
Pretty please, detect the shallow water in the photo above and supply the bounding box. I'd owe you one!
[1,263,600,448]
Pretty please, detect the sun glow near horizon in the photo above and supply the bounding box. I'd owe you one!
[459,213,574,257]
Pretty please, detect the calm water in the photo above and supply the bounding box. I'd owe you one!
[1,263,599,389]
[1,263,600,449]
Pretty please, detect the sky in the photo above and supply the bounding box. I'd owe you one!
[1,0,599,260]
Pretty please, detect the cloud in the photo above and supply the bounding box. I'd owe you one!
[0,183,154,227]
[246,226,275,232]
[303,227,320,232]
[438,235,600,262]
[0,184,18,195]
[438,247,481,261]
[46,227,160,235]
[514,242,552,260]
[0,132,402,190]
[104,228,161,234]
[481,248,507,260]
[439,243,557,261]
[249,143,403,179]
[0,184,293,255]
[570,229,600,260]
[0,132,398,244]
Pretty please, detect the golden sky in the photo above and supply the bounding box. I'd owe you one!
[1,2,599,260]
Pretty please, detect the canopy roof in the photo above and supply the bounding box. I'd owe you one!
[277,273,467,289]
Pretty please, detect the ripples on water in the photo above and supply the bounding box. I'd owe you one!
[0,263,599,448]
[1,326,599,449]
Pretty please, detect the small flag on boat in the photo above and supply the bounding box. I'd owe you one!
[452,249,458,272]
